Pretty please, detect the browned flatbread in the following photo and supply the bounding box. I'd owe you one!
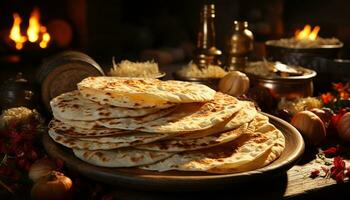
[99,92,242,133]
[141,113,285,173]
[53,106,177,130]
[50,90,165,121]
[78,77,216,108]
[48,119,129,138]
[135,123,248,152]
[48,128,180,150]
[73,148,174,167]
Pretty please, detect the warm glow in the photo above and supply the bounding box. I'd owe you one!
[9,8,51,50]
[9,13,27,50]
[27,7,41,42]
[295,25,320,41]
[39,32,50,48]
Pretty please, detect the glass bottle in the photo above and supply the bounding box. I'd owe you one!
[194,4,222,68]
[226,21,254,71]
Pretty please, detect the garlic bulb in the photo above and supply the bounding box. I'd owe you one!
[336,112,350,142]
[291,110,326,146]
[218,71,249,97]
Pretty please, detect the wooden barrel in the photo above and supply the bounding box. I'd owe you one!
[37,51,105,111]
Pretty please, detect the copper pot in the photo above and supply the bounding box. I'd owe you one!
[247,69,317,100]
[246,69,316,112]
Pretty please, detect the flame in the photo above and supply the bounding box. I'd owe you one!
[39,30,50,48]
[9,13,27,50]
[27,7,41,43]
[295,25,320,41]
[9,8,51,50]
[27,7,51,48]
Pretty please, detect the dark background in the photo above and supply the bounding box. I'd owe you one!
[1,0,350,80]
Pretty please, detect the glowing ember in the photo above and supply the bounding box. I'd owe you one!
[9,7,51,50]
[9,13,27,50]
[295,25,320,41]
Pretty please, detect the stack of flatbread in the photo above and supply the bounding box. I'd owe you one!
[48,76,285,174]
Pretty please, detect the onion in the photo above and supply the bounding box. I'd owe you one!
[31,171,73,200]
[29,158,56,182]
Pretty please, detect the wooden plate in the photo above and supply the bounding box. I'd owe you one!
[43,113,304,191]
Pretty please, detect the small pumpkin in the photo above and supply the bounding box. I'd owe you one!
[31,171,73,200]
[218,71,249,97]
[336,112,350,142]
[291,110,326,146]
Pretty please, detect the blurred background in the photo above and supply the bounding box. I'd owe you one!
[1,0,350,80]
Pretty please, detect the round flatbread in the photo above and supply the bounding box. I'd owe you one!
[174,101,257,140]
[48,119,129,137]
[135,123,248,152]
[77,77,216,108]
[100,92,241,133]
[141,114,285,173]
[50,90,165,121]
[52,106,177,130]
[48,128,178,150]
[73,148,174,167]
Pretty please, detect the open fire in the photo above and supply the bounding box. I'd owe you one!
[295,25,320,41]
[266,24,342,49]
[9,7,51,50]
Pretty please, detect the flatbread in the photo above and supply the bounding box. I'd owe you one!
[73,148,174,167]
[48,128,178,150]
[48,119,129,137]
[141,114,285,173]
[50,90,165,121]
[174,101,257,140]
[52,106,177,130]
[77,77,216,108]
[100,92,241,133]
[135,123,248,152]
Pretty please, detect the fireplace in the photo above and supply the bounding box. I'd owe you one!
[0,0,80,81]
[1,0,350,82]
